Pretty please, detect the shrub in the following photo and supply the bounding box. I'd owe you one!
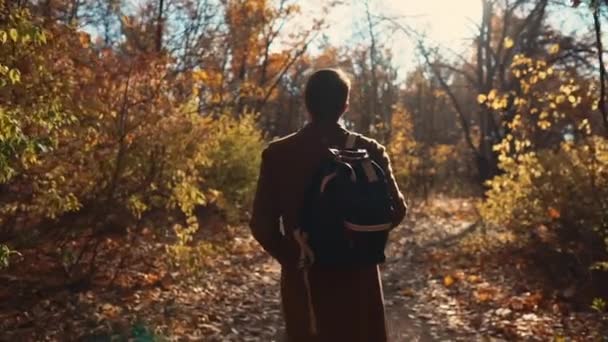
[0,9,264,277]
[387,106,478,199]
[387,106,420,194]
[479,51,608,295]
[202,114,264,221]
[480,137,608,240]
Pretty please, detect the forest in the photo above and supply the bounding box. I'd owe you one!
[0,0,607,340]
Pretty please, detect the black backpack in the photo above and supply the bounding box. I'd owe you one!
[297,133,394,267]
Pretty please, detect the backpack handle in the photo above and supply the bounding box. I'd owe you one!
[345,133,357,149]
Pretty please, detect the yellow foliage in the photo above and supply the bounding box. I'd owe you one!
[481,53,608,271]
[549,44,560,55]
[202,113,264,221]
[387,105,419,192]
[480,137,608,234]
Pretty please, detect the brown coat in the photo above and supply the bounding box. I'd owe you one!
[250,122,407,342]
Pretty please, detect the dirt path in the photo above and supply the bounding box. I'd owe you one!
[11,198,600,341]
[383,208,482,342]
[0,198,513,341]
[199,200,482,341]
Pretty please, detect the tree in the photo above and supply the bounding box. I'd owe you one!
[571,0,608,135]
[390,0,596,181]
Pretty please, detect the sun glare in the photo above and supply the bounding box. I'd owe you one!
[309,0,483,75]
[386,0,482,42]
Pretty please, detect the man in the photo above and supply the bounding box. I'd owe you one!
[250,68,407,342]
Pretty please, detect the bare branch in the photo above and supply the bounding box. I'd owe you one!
[419,43,480,157]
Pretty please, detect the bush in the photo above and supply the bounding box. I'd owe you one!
[480,137,608,306]
[0,5,264,276]
[202,114,264,221]
[480,137,608,238]
[387,106,420,193]
[479,53,608,275]
[164,113,264,280]
[387,106,478,199]
[477,52,608,310]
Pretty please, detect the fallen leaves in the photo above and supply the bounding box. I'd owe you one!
[466,275,481,284]
[0,229,284,341]
[443,275,455,287]
[401,288,415,297]
[384,199,606,341]
[474,286,497,303]
[547,207,561,219]
[2,198,606,341]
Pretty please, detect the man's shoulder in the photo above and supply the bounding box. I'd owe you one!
[263,131,301,157]
[349,131,386,154]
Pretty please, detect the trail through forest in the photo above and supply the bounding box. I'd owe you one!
[152,198,482,341]
[3,0,608,340]
[1,197,605,340]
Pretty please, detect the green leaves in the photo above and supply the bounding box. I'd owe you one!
[0,27,19,45]
[0,244,10,269]
[8,68,20,84]
[0,27,46,46]
[0,244,21,270]
[591,298,606,313]
[8,28,17,43]
[36,30,47,44]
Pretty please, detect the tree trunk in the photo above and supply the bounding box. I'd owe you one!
[593,1,608,136]
[156,0,165,53]
[365,0,379,137]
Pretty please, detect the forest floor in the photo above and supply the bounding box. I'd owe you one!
[0,197,606,341]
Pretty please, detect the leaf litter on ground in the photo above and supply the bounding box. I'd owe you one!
[1,196,606,341]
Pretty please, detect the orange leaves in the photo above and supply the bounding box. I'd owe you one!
[192,70,208,83]
[193,69,223,95]
[547,207,561,220]
[401,288,415,297]
[474,287,496,302]
[78,32,90,48]
[99,302,122,319]
[443,270,482,288]
[443,275,455,287]
[507,292,543,312]
[466,274,481,284]
[142,273,161,285]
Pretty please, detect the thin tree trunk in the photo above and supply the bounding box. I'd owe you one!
[365,0,379,136]
[419,44,479,159]
[593,1,608,136]
[68,0,79,23]
[477,0,499,181]
[156,0,165,53]
[107,67,133,201]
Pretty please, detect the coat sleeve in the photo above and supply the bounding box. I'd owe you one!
[249,147,290,263]
[375,145,408,227]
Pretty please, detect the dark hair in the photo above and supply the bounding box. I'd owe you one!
[304,68,351,122]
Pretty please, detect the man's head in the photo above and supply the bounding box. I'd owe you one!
[304,68,351,122]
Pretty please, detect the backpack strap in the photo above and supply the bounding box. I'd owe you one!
[293,229,318,335]
[345,132,378,182]
[362,160,379,182]
[345,133,357,149]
